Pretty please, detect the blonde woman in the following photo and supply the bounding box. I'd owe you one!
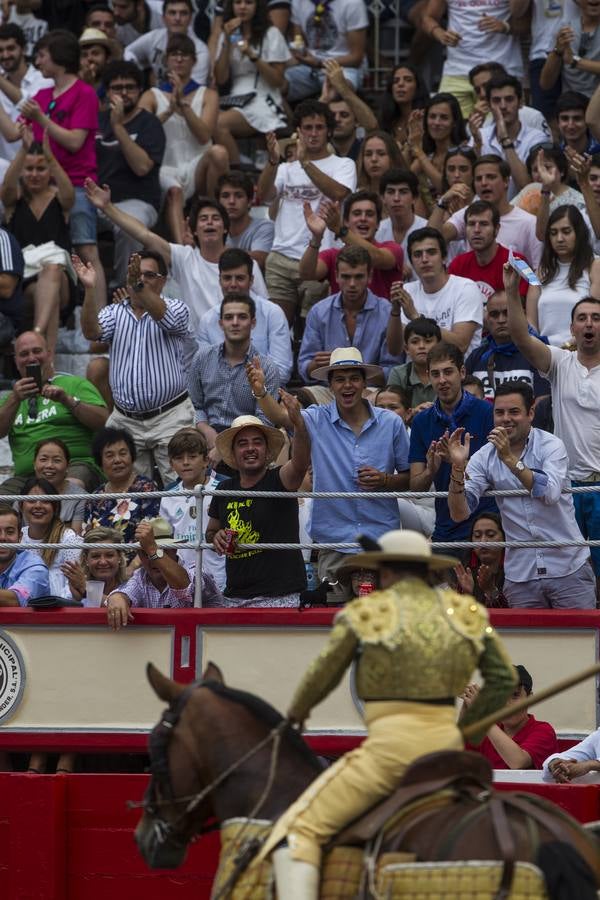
[62,526,127,605]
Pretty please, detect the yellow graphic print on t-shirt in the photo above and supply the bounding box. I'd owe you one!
[226,503,260,559]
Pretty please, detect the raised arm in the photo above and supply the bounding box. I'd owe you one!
[279,390,311,490]
[257,131,280,204]
[504,262,551,372]
[297,134,352,203]
[73,254,103,340]
[43,129,74,212]
[321,59,378,131]
[298,201,330,281]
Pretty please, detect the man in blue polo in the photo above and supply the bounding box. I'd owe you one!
[409,341,496,552]
[0,504,48,605]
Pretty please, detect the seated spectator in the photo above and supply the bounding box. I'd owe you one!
[544,728,600,782]
[298,245,396,384]
[386,227,485,356]
[0,502,49,606]
[447,381,597,609]
[124,0,210,87]
[408,93,468,199]
[465,290,550,401]
[430,155,543,271]
[218,172,274,272]
[540,5,600,100]
[387,318,440,417]
[189,293,280,467]
[62,525,127,604]
[463,665,558,769]
[527,206,600,347]
[83,426,160,553]
[159,427,225,589]
[284,0,367,102]
[0,331,109,494]
[356,130,405,195]
[206,397,309,607]
[0,224,24,344]
[373,386,411,427]
[114,0,163,48]
[377,63,428,150]
[213,0,290,166]
[139,34,226,243]
[468,62,550,137]
[376,169,427,266]
[33,439,87,533]
[96,60,165,288]
[106,518,221,628]
[20,476,81,598]
[513,146,589,221]
[420,146,477,258]
[462,375,485,399]
[1,127,74,355]
[322,59,378,161]
[79,27,114,97]
[196,247,292,383]
[300,190,404,301]
[454,512,508,608]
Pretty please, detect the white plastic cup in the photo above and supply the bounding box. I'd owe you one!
[84,580,104,607]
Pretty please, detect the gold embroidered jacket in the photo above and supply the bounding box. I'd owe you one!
[287,577,516,742]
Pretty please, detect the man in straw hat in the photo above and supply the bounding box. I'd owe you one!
[247,346,410,602]
[205,389,310,607]
[257,528,516,899]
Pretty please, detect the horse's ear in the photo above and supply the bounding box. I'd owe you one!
[146,662,186,702]
[202,661,224,683]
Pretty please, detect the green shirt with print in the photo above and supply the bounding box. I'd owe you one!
[0,373,106,476]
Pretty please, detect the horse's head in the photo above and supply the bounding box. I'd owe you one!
[135,662,223,869]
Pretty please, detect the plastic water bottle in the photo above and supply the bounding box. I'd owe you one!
[305,562,318,591]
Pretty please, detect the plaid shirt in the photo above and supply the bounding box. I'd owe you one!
[112,559,221,608]
[188,342,279,426]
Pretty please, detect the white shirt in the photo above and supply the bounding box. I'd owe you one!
[197,292,293,382]
[464,427,590,582]
[125,27,210,85]
[537,262,592,347]
[541,345,600,480]
[543,728,600,781]
[21,526,82,598]
[290,0,368,60]
[0,64,53,162]
[375,214,428,262]
[272,156,357,259]
[531,0,578,59]
[401,274,485,356]
[443,0,523,77]
[116,2,163,46]
[159,475,226,590]
[169,244,267,332]
[448,204,542,269]
[480,123,549,199]
[481,106,550,138]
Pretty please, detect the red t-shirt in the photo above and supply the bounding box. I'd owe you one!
[31,79,98,185]
[448,244,528,303]
[318,240,404,300]
[467,714,558,769]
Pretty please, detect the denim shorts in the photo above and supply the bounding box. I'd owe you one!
[70,186,98,246]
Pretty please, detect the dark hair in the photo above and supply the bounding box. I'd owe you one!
[168,427,208,458]
[380,168,419,198]
[343,189,382,222]
[379,63,428,134]
[427,341,464,371]
[423,93,467,155]
[556,91,589,116]
[0,23,26,47]
[463,374,485,397]
[404,317,442,342]
[571,296,600,321]
[0,503,20,528]
[514,664,533,695]
[407,226,447,262]
[525,144,568,182]
[375,384,411,408]
[441,146,477,193]
[102,59,142,90]
[163,0,193,11]
[470,511,505,541]
[464,199,500,229]
[539,205,593,290]
[590,153,600,169]
[220,292,256,318]
[165,33,197,58]
[468,62,506,84]
[21,476,64,567]
[357,130,404,188]
[336,244,372,270]
[216,169,254,202]
[494,380,534,411]
[219,246,253,276]
[188,195,230,238]
[473,154,511,181]
[92,426,136,468]
[24,140,45,157]
[36,30,80,73]
[485,72,522,102]
[221,0,268,45]
[34,437,71,464]
[86,3,114,21]
[293,99,335,135]
[136,249,168,277]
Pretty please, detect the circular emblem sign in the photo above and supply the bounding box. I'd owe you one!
[0,629,25,724]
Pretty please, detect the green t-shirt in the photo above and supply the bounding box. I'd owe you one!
[1,373,106,476]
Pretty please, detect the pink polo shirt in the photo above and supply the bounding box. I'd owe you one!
[31,79,98,186]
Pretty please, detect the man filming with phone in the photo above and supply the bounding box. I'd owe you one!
[0,331,109,493]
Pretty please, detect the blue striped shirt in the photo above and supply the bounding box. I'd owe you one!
[98,296,189,411]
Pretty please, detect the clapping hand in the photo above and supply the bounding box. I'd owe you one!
[487,425,512,463]
[303,200,327,239]
[454,562,475,594]
[279,388,303,430]
[390,280,418,320]
[446,427,471,469]
[84,177,111,210]
[246,355,266,395]
[71,254,97,290]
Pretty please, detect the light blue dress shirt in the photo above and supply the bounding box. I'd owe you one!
[0,548,50,605]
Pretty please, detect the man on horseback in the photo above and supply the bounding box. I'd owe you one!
[258,529,516,899]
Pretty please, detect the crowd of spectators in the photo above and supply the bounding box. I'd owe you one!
[0,0,597,625]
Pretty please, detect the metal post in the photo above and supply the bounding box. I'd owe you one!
[193,481,204,608]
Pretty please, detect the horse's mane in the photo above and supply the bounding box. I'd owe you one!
[202,680,322,772]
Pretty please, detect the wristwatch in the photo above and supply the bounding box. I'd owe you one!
[570,54,581,68]
[336,226,349,240]
[514,460,525,472]
[147,548,164,561]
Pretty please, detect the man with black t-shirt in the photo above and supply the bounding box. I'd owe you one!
[205,396,310,607]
